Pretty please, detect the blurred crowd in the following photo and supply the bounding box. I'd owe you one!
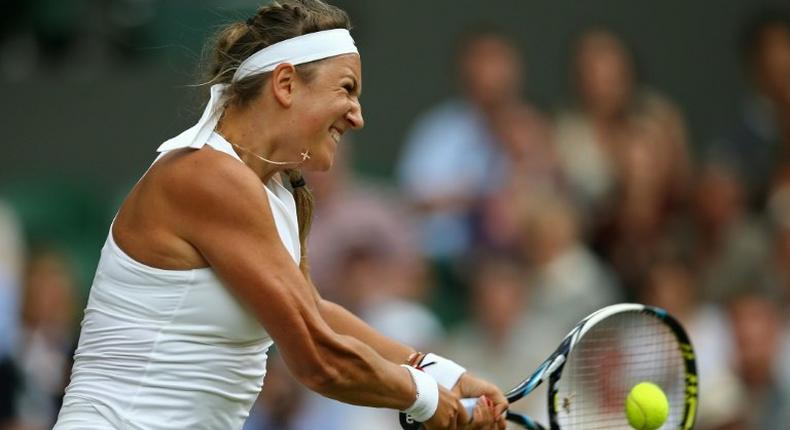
[2,6,790,430]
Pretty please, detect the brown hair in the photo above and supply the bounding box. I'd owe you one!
[205,0,351,277]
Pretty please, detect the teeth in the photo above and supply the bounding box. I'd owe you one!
[330,129,341,143]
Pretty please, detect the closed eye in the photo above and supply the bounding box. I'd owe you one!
[342,75,360,96]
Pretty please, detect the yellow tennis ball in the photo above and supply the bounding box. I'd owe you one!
[625,382,669,430]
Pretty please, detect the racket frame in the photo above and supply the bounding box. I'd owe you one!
[505,303,698,430]
[398,303,698,430]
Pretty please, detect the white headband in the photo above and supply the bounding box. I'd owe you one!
[157,28,358,153]
[234,28,357,80]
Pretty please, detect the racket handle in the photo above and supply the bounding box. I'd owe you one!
[460,397,478,417]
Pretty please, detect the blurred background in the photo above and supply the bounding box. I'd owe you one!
[1,0,789,429]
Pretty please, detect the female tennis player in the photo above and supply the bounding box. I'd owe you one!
[53,1,506,429]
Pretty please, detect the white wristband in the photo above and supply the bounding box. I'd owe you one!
[401,365,439,423]
[418,353,466,389]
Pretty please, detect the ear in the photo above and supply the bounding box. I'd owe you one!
[270,63,297,108]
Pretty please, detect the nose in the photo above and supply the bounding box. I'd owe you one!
[345,98,364,129]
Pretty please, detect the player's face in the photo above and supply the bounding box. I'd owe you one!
[294,54,363,171]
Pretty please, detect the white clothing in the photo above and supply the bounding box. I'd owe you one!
[55,132,300,429]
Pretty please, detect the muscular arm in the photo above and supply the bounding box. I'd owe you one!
[166,151,415,410]
[306,245,508,427]
[318,299,416,364]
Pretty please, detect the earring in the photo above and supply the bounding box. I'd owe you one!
[300,150,311,161]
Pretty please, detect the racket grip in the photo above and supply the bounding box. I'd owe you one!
[463,397,509,422]
[460,397,478,417]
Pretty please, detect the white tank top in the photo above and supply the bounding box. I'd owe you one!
[54,133,301,430]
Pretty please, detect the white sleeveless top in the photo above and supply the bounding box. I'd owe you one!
[54,133,301,430]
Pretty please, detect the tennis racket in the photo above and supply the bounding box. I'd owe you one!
[400,303,698,429]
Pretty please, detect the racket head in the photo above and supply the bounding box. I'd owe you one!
[545,304,697,430]
[398,304,698,430]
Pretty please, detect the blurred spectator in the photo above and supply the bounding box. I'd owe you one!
[489,104,558,193]
[0,357,21,430]
[14,248,79,430]
[766,184,790,306]
[555,28,690,231]
[594,107,692,293]
[714,9,790,209]
[765,184,790,389]
[638,255,746,430]
[306,143,425,305]
[0,201,24,359]
[396,28,535,261]
[0,202,25,430]
[522,194,621,331]
[555,27,631,217]
[726,288,790,429]
[678,161,769,302]
[477,103,559,253]
[439,257,560,425]
[331,243,444,351]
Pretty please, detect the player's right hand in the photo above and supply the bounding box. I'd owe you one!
[464,395,502,430]
[423,386,468,430]
[452,374,507,430]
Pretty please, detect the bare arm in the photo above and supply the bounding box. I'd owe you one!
[318,299,416,364]
[310,258,508,429]
[162,154,417,409]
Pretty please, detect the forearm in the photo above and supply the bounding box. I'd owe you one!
[309,332,416,409]
[318,299,415,364]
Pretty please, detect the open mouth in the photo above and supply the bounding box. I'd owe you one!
[329,127,342,144]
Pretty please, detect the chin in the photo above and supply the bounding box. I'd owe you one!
[315,160,333,171]
[305,154,334,172]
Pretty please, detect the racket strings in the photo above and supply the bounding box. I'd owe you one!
[554,312,686,429]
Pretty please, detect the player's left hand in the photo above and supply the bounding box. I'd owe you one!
[452,373,507,430]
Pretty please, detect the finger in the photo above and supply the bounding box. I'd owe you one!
[486,386,508,407]
[471,397,495,430]
[490,401,506,430]
[491,400,505,430]
[456,400,468,430]
[472,399,485,422]
[476,397,492,421]
[481,399,496,429]
[465,405,480,430]
[493,401,508,418]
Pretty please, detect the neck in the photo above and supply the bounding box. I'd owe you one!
[216,103,293,183]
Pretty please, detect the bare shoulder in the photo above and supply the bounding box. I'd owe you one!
[113,147,269,269]
[152,147,280,241]
[154,147,264,209]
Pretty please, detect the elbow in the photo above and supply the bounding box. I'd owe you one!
[292,333,371,397]
[294,357,342,394]
[287,331,348,395]
[279,317,367,397]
